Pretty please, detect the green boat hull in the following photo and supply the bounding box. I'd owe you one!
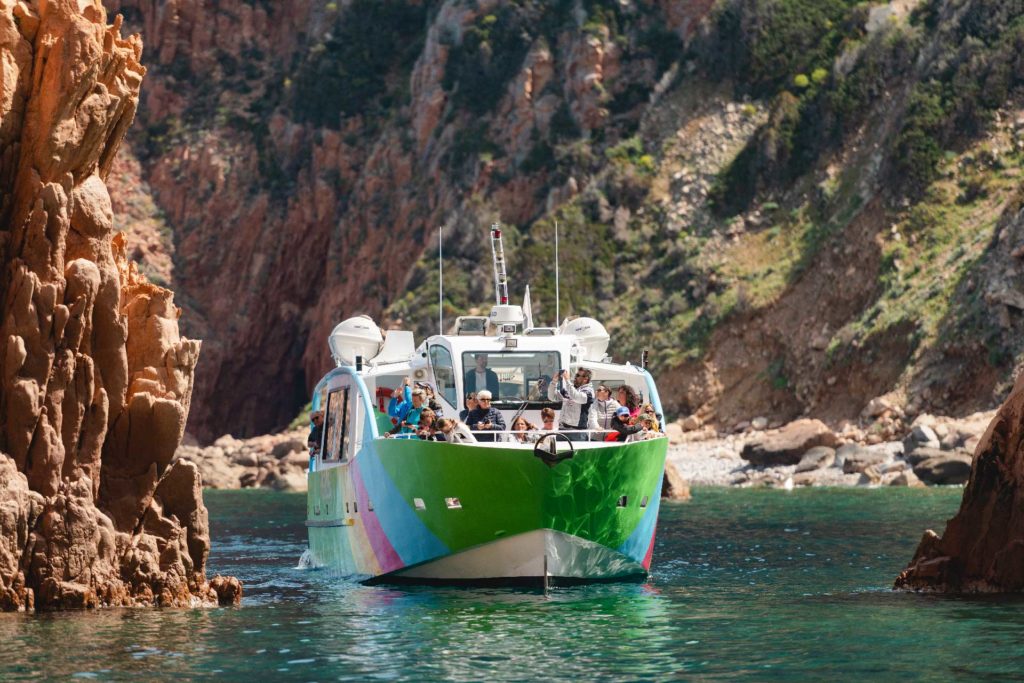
[306,437,668,584]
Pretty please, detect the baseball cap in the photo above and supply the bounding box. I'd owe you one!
[615,406,630,417]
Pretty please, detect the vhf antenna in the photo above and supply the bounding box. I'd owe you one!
[554,220,560,327]
[438,225,443,335]
[490,222,509,306]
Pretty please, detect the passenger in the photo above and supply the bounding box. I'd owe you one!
[510,415,538,444]
[594,385,621,430]
[451,420,477,443]
[459,392,477,423]
[437,418,476,444]
[418,382,444,417]
[387,378,413,426]
[416,409,437,440]
[463,353,500,397]
[528,375,552,401]
[307,410,325,457]
[539,407,557,432]
[393,388,426,435]
[639,402,665,426]
[630,414,661,442]
[548,367,598,441]
[434,418,452,441]
[609,406,643,442]
[617,385,641,418]
[464,389,506,442]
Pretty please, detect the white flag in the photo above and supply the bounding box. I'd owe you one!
[523,284,534,329]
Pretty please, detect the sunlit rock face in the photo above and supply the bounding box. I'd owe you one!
[896,372,1024,593]
[0,0,237,610]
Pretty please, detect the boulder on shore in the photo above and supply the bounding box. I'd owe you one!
[905,446,947,466]
[839,444,890,474]
[795,446,835,473]
[741,419,839,466]
[902,424,940,454]
[912,453,973,486]
[662,461,692,501]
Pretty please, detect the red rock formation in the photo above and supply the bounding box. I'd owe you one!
[0,0,237,610]
[896,372,1024,592]
[98,0,708,442]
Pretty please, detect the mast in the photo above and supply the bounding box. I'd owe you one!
[555,220,560,326]
[438,225,444,335]
[490,222,509,306]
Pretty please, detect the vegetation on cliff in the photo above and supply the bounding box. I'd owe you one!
[104,0,1024,440]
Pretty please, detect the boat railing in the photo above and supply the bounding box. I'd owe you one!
[486,429,666,443]
[382,429,664,443]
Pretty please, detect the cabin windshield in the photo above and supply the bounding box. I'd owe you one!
[461,351,561,407]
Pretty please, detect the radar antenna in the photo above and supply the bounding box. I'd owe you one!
[490,222,510,306]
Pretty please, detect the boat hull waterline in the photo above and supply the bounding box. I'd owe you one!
[305,438,668,585]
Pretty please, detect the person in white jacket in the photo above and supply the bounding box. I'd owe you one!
[548,367,599,441]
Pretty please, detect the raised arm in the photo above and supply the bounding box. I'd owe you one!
[561,381,592,404]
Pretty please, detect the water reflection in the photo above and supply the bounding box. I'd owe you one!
[1,487,1014,681]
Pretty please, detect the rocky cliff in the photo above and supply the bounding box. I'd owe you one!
[104,0,1024,442]
[896,372,1024,592]
[0,0,237,610]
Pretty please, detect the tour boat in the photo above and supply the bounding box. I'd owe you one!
[304,225,669,585]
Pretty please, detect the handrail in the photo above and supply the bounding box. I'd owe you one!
[377,429,666,442]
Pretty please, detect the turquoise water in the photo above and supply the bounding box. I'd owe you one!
[3,487,1024,680]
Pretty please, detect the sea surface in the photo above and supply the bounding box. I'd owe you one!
[3,487,1024,681]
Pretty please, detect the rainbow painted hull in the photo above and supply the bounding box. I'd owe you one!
[305,438,668,584]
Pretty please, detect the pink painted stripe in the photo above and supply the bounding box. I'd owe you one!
[642,523,657,570]
[351,460,403,573]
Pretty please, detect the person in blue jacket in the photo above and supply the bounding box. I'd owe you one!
[387,378,413,426]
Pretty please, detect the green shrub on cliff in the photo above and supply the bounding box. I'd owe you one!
[699,0,863,96]
[291,0,432,127]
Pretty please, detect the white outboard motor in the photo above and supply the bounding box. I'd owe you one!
[561,317,610,361]
[328,316,384,367]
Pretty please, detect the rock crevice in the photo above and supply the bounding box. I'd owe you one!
[0,0,236,610]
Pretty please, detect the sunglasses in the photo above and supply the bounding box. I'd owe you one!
[479,398,492,402]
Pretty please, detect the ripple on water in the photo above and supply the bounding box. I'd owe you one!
[0,487,1006,681]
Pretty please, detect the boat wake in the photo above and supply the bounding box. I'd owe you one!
[296,549,318,570]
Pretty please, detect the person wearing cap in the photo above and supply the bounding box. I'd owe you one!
[610,405,643,442]
[464,389,506,442]
[463,353,500,397]
[631,413,661,442]
[307,410,325,458]
[548,367,599,441]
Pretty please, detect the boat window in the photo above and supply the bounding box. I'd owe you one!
[461,351,561,406]
[324,387,350,462]
[428,345,458,406]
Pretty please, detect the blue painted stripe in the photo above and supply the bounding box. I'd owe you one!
[356,442,448,567]
[616,468,665,562]
[640,368,665,421]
